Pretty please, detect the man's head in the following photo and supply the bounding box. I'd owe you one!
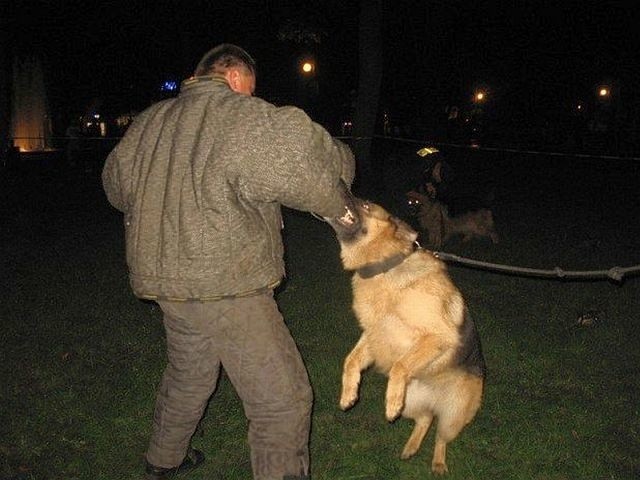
[194,44,256,96]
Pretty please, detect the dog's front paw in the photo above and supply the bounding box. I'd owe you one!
[385,376,407,421]
[339,387,358,411]
[431,461,449,475]
[385,395,403,421]
[340,374,360,411]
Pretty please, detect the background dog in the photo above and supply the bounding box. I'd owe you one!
[406,190,499,249]
[327,200,486,475]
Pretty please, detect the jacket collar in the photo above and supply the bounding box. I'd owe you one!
[180,74,230,93]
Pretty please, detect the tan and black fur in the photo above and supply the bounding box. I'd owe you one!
[328,200,486,475]
[407,190,499,249]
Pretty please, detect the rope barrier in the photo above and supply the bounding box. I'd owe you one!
[336,134,640,162]
[432,251,640,283]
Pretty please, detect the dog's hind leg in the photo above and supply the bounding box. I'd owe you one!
[340,334,373,411]
[432,418,466,475]
[432,436,449,475]
[431,376,483,474]
[400,414,433,459]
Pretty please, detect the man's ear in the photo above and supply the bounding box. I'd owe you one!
[224,68,241,91]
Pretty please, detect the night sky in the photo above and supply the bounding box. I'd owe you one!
[6,0,640,135]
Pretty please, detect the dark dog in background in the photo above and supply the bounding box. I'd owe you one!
[406,190,499,249]
[327,199,486,475]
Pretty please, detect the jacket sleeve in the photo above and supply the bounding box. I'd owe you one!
[101,112,150,213]
[236,105,356,218]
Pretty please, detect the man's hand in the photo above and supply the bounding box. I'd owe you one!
[323,181,362,240]
[336,180,361,229]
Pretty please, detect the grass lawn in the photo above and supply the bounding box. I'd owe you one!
[1,146,639,479]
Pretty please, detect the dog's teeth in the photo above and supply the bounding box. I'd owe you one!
[339,206,355,225]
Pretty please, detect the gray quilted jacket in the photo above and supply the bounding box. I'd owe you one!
[102,76,355,300]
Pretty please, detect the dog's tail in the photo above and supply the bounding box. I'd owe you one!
[454,308,487,379]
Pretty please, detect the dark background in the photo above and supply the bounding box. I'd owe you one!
[4,0,640,149]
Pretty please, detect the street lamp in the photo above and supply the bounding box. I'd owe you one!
[297,56,319,114]
[300,59,315,75]
[598,86,610,98]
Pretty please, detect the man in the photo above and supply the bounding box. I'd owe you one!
[102,44,358,480]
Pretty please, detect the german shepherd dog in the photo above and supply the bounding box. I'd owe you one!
[406,190,499,249]
[327,199,486,475]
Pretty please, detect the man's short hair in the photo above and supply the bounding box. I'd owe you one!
[194,44,256,76]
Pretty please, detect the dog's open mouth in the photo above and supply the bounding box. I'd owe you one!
[337,204,358,227]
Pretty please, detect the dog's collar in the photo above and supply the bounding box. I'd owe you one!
[356,253,409,279]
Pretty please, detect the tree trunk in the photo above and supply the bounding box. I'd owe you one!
[352,0,383,196]
[0,16,10,166]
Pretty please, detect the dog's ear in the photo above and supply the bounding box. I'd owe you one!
[390,216,418,243]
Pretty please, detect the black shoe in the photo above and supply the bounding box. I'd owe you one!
[144,448,205,479]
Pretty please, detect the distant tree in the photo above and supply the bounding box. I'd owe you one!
[277,18,327,45]
[352,0,383,196]
[0,13,10,163]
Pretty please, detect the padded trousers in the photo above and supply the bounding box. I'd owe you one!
[145,291,313,479]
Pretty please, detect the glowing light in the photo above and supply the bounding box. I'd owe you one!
[301,61,314,74]
[161,80,178,92]
[598,87,609,97]
[116,113,135,128]
[474,91,485,102]
[416,147,439,157]
[11,57,50,152]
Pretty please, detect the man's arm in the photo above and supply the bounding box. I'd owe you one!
[101,112,151,213]
[236,105,356,218]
